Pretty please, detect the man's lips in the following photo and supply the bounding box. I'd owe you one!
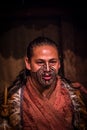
[42,75,52,80]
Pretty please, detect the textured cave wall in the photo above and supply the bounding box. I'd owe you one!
[0,16,87,93]
[61,17,87,86]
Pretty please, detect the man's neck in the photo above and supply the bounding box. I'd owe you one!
[30,76,57,98]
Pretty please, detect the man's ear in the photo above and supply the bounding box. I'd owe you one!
[25,57,31,70]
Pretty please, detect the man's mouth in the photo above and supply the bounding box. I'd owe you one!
[42,74,52,80]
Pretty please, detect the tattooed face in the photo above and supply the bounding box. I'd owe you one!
[25,45,60,88]
[31,65,57,87]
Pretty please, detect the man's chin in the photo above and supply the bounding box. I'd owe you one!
[39,80,53,89]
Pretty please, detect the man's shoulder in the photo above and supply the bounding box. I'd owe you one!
[62,79,87,107]
[61,77,87,93]
[71,82,87,94]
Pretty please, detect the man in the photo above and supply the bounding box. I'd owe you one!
[1,37,87,130]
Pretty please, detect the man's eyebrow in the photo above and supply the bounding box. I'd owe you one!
[36,59,45,61]
[49,58,58,61]
[35,59,45,62]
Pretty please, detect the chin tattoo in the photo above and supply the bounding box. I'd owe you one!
[30,65,57,88]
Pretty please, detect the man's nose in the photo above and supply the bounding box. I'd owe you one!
[45,63,50,71]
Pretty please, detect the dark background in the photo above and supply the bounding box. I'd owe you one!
[0,0,87,57]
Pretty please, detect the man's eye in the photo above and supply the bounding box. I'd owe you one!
[49,61,57,66]
[49,61,57,65]
[37,62,44,65]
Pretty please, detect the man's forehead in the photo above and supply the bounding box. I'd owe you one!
[35,58,58,60]
[33,44,58,50]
